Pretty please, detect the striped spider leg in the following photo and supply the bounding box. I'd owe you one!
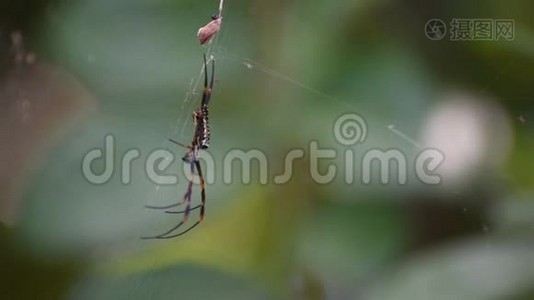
[143,54,214,239]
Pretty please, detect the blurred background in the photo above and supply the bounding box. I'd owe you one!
[1,0,533,299]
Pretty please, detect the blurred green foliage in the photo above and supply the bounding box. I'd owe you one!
[1,0,534,299]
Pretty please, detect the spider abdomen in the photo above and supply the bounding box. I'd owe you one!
[196,105,210,149]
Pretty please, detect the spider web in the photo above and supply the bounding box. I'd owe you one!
[146,0,520,243]
[209,47,521,151]
[205,51,516,249]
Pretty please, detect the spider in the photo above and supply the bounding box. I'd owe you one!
[143,54,214,239]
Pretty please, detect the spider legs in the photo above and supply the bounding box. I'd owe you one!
[195,160,206,221]
[144,180,193,210]
[142,159,206,239]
